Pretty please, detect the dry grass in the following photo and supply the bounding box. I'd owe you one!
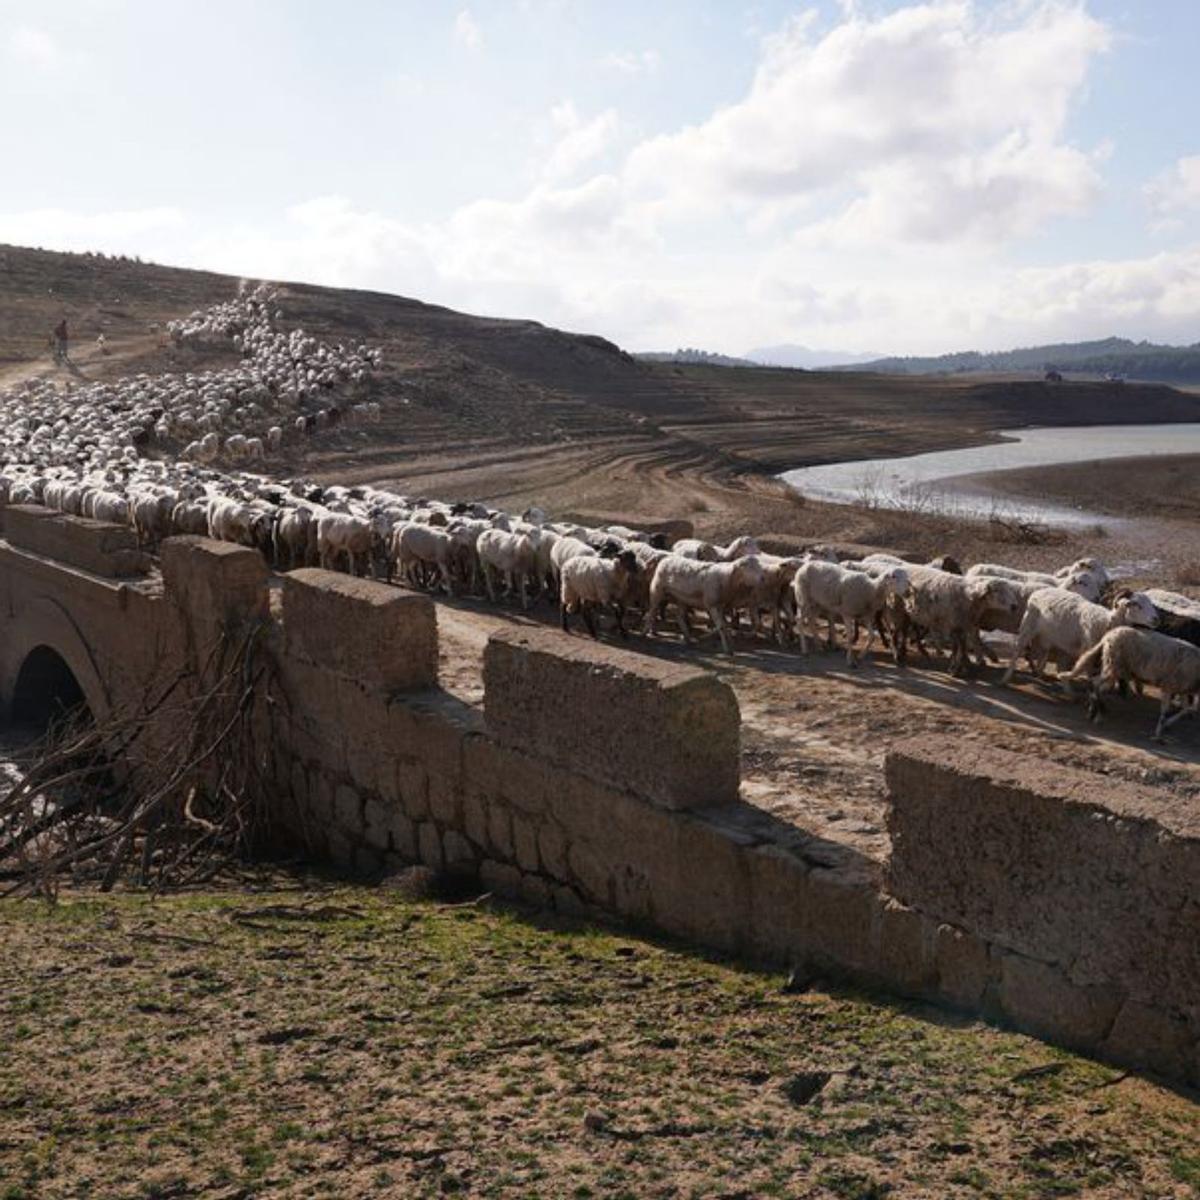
[1,879,1196,1199]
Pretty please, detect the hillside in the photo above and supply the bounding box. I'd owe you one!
[4,243,1200,539]
[844,335,1200,383]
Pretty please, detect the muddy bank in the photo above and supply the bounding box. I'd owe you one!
[959,452,1200,521]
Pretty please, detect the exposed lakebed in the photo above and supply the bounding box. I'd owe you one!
[780,423,1200,527]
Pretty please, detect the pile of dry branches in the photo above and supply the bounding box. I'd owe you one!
[0,624,277,898]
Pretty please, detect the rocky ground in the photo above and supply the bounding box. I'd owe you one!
[1,883,1197,1200]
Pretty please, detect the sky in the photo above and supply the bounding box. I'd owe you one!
[2,0,1200,357]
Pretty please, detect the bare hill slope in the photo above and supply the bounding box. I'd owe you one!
[4,242,1199,535]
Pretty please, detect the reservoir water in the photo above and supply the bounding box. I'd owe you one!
[780,423,1200,527]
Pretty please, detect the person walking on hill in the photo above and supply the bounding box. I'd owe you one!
[53,319,69,363]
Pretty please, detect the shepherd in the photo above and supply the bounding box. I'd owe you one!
[53,318,68,363]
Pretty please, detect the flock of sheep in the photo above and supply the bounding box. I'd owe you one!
[2,291,1200,743]
[0,284,382,476]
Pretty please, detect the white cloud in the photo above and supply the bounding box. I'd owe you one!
[8,26,64,70]
[0,206,184,252]
[539,102,620,184]
[453,9,483,51]
[1145,155,1200,223]
[602,49,661,75]
[624,1,1111,245]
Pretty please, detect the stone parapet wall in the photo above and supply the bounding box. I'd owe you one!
[885,740,1200,1084]
[4,505,146,578]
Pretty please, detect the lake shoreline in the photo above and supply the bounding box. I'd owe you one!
[780,423,1200,527]
[950,452,1200,522]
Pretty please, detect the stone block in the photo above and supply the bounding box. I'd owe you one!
[519,874,552,907]
[487,803,514,860]
[333,784,362,832]
[999,953,1123,1049]
[480,859,523,898]
[552,884,586,917]
[482,626,739,810]
[885,739,1200,1020]
[537,823,570,880]
[462,790,489,849]
[567,842,611,906]
[283,569,437,693]
[160,537,268,634]
[876,898,935,996]
[4,506,145,578]
[443,830,476,868]
[932,923,992,1011]
[417,822,444,870]
[745,843,810,966]
[395,758,430,820]
[512,813,540,873]
[1102,999,1195,1080]
[803,866,880,975]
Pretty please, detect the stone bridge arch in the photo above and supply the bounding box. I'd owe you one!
[0,596,111,727]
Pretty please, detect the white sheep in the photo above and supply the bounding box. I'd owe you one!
[907,569,1022,676]
[1001,589,1158,685]
[793,560,910,666]
[1067,625,1200,739]
[560,548,640,639]
[476,528,536,609]
[644,555,765,655]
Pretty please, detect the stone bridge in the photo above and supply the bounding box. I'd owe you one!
[0,503,1195,1088]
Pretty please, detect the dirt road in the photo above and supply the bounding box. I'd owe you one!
[433,590,1200,869]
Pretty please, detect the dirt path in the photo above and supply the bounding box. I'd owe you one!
[432,591,1200,866]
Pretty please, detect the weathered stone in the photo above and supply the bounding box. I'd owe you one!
[354,844,385,877]
[519,873,552,907]
[552,884,586,917]
[876,897,935,996]
[567,843,611,906]
[932,923,992,1011]
[611,864,653,922]
[804,866,880,975]
[512,813,540,874]
[5,506,145,578]
[537,823,570,880]
[886,740,1200,1019]
[479,859,522,898]
[486,803,514,860]
[395,758,430,820]
[483,626,740,810]
[1102,999,1195,1080]
[745,843,809,966]
[333,784,362,831]
[442,830,476,868]
[462,790,489,849]
[417,822,444,871]
[283,569,437,693]
[161,536,268,628]
[999,953,1123,1049]
[389,810,417,859]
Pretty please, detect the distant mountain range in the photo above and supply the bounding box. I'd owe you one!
[639,336,1200,383]
[840,336,1200,383]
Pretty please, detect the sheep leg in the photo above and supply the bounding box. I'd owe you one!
[673,604,694,646]
[855,615,879,667]
[796,604,811,655]
[561,600,573,633]
[482,563,497,603]
[709,606,733,656]
[581,602,599,640]
[612,602,629,640]
[440,562,456,598]
[519,572,529,611]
